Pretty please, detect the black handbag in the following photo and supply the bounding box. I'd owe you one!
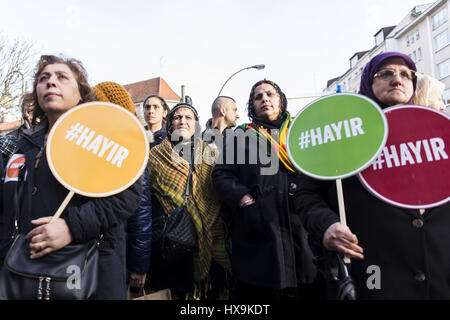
[0,162,99,300]
[0,234,98,300]
[153,158,198,266]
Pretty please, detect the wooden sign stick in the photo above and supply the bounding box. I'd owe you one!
[336,179,351,264]
[50,190,75,223]
[30,191,75,254]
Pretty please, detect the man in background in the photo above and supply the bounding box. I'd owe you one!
[203,96,239,149]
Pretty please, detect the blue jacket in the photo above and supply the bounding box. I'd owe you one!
[126,169,152,273]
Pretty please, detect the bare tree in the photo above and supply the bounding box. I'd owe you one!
[0,34,36,112]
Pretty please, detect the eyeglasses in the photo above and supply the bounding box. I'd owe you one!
[373,68,417,82]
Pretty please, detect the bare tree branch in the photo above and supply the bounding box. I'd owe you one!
[0,34,36,114]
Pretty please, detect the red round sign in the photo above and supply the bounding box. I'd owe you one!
[358,105,450,209]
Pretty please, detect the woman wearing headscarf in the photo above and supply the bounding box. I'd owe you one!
[147,103,230,299]
[299,52,450,299]
[212,80,322,300]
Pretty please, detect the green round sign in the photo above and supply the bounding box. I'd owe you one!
[287,93,388,180]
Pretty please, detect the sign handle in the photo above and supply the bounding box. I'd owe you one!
[50,190,75,223]
[336,179,351,264]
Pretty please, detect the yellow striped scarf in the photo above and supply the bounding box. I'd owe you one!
[244,113,297,173]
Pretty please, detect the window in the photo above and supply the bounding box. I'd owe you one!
[444,89,450,105]
[413,51,417,63]
[407,35,410,47]
[437,59,450,79]
[418,48,423,61]
[435,30,449,51]
[411,33,415,44]
[432,6,448,30]
[416,29,420,40]
[375,32,384,46]
[350,56,358,69]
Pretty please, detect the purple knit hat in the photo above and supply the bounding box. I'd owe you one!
[359,52,417,108]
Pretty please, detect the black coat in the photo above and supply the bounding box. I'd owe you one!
[0,123,142,299]
[212,126,317,289]
[150,129,167,150]
[299,174,450,300]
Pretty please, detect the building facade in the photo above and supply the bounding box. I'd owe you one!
[123,77,181,127]
[325,0,450,106]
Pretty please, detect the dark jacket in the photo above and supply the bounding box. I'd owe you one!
[125,169,151,274]
[212,126,317,289]
[7,123,27,139]
[0,123,142,299]
[0,142,4,184]
[150,129,167,150]
[299,174,450,300]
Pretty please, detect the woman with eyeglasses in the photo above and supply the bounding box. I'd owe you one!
[299,51,450,299]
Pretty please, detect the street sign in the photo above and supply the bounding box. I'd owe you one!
[287,93,388,180]
[46,102,149,197]
[358,105,450,209]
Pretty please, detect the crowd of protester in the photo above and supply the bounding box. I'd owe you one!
[0,50,448,300]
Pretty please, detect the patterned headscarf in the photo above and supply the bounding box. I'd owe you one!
[247,80,287,121]
[359,52,417,109]
[166,103,201,137]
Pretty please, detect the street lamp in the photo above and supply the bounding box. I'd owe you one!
[217,64,265,96]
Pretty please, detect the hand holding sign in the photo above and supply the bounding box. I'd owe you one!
[287,93,388,263]
[46,102,149,221]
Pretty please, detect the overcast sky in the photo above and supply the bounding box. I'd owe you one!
[0,0,427,125]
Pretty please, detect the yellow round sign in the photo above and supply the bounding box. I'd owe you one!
[47,102,149,197]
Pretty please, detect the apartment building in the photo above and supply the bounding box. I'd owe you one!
[325,0,450,106]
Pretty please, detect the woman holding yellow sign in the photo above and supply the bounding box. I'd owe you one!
[0,55,142,300]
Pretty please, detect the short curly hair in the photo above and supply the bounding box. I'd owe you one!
[31,54,95,124]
